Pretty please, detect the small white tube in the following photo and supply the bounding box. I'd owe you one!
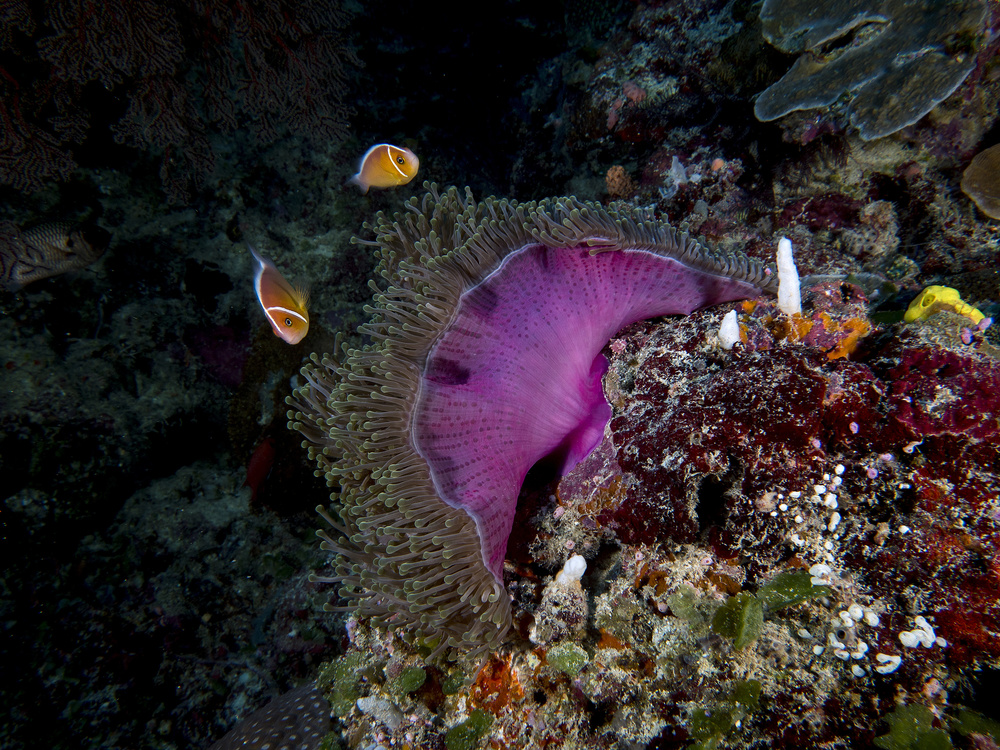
[554,554,587,586]
[776,237,801,316]
[874,653,902,674]
[718,309,740,350]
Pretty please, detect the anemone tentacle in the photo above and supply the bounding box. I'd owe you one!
[288,183,775,659]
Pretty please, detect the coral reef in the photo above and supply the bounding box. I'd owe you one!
[3,0,1000,747]
[317,276,1000,749]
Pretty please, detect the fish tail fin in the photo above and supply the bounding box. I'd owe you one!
[247,243,275,274]
[347,174,368,194]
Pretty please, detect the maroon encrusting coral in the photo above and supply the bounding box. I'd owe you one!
[882,345,1000,440]
[608,340,834,545]
[565,296,1000,563]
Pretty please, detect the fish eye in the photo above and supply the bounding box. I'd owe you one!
[284,317,293,327]
[396,156,405,164]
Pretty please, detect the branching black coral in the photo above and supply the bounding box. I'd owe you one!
[0,0,359,199]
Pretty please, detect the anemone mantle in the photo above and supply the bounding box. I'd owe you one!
[289,184,775,657]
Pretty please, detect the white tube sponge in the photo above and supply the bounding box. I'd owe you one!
[554,554,587,586]
[718,309,740,350]
[776,237,801,316]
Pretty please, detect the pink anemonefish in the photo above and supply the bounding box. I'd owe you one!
[349,143,419,193]
[249,244,310,345]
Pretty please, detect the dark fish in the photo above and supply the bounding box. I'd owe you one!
[0,220,110,291]
[244,436,276,503]
[208,682,330,750]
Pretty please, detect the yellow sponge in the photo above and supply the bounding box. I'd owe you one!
[904,285,985,324]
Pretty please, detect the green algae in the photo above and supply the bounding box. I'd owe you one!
[757,570,829,612]
[413,634,445,660]
[731,679,762,712]
[445,709,493,750]
[595,592,647,642]
[667,584,706,627]
[690,707,732,749]
[874,704,951,750]
[318,733,344,750]
[547,642,589,676]
[712,571,828,649]
[316,654,363,718]
[441,670,465,695]
[953,708,1000,743]
[259,552,296,581]
[711,592,764,650]
[390,665,427,694]
[689,680,763,750]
